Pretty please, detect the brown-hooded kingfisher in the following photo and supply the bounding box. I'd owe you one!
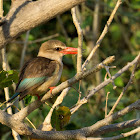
[7,40,78,102]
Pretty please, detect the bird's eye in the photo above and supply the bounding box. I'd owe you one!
[55,47,61,51]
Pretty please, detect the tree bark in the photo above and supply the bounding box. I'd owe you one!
[0,0,85,49]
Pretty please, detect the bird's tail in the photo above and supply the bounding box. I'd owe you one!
[0,92,20,107]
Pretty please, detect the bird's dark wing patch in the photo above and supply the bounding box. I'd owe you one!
[16,57,57,93]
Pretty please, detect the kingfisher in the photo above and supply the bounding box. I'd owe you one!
[7,40,78,103]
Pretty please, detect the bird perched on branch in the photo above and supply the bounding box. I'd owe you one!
[5,40,78,103]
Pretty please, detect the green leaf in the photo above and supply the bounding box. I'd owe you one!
[0,70,7,82]
[51,106,71,131]
[0,70,19,89]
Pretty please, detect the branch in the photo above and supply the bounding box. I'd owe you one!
[106,57,139,117]
[0,99,140,139]
[0,0,85,49]
[71,6,83,74]
[70,54,139,113]
[82,0,122,69]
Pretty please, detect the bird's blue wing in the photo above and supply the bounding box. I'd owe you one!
[16,76,46,93]
[7,76,47,103]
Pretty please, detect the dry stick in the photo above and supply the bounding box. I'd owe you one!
[82,0,122,69]
[71,7,83,74]
[0,0,21,139]
[70,54,140,114]
[41,88,70,131]
[106,55,140,117]
[0,100,139,139]
[103,64,116,89]
[71,6,83,105]
[105,92,110,117]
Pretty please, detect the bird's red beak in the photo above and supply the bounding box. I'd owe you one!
[60,47,78,55]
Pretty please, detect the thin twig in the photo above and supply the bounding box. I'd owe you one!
[103,64,117,89]
[106,56,140,117]
[70,54,139,114]
[82,0,122,69]
[105,92,110,117]
[71,7,83,74]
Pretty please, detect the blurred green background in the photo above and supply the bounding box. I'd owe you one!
[0,0,140,139]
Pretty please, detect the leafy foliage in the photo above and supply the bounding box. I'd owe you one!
[51,106,71,131]
[0,70,19,89]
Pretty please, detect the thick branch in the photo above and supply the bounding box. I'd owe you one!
[0,99,140,139]
[0,0,85,49]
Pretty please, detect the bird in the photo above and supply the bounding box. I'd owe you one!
[6,40,78,103]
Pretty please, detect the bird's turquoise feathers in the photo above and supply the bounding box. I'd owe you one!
[17,76,46,92]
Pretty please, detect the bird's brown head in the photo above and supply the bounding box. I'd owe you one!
[38,40,78,63]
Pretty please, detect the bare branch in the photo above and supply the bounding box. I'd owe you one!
[71,6,83,74]
[0,99,140,139]
[107,56,140,117]
[105,92,110,117]
[70,54,139,113]
[82,0,122,69]
[0,0,85,49]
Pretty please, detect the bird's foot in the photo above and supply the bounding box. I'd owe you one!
[49,87,55,97]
